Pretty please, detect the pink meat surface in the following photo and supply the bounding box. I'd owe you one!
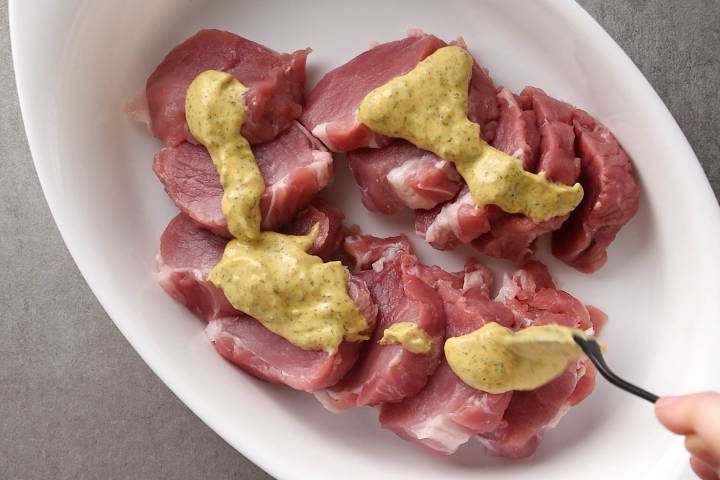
[301,31,498,152]
[347,141,461,214]
[282,199,345,261]
[415,188,490,251]
[316,235,445,410]
[146,29,308,147]
[416,87,587,262]
[153,122,333,236]
[379,261,514,455]
[156,213,236,320]
[522,86,581,185]
[207,273,377,392]
[492,87,540,171]
[478,261,601,458]
[552,110,640,273]
[157,212,377,392]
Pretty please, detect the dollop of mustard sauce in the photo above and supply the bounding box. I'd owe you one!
[444,322,601,393]
[358,46,583,222]
[379,322,434,354]
[186,71,368,352]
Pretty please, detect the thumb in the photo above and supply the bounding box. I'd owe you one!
[655,392,720,462]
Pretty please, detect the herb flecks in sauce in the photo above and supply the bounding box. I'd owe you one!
[186,71,262,240]
[186,70,368,353]
[444,322,597,393]
[358,46,583,222]
[379,322,433,354]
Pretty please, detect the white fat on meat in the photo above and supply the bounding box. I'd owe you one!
[386,158,460,210]
[407,415,475,455]
[424,190,475,245]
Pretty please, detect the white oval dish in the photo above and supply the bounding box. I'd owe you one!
[10,1,720,479]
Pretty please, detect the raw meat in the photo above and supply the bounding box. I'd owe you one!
[415,188,490,251]
[207,273,377,392]
[492,87,540,171]
[379,261,514,455]
[316,235,445,410]
[146,29,308,147]
[552,109,640,273]
[156,213,236,320]
[347,141,461,214]
[301,32,444,152]
[282,199,345,261]
[479,261,600,457]
[153,122,333,236]
[301,31,498,152]
[157,213,377,392]
[415,87,583,262]
[520,86,580,185]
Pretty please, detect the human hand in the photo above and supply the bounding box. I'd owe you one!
[655,392,720,480]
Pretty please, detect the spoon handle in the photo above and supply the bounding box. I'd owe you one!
[573,335,659,403]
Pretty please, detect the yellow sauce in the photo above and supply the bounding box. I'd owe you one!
[444,322,597,393]
[186,71,263,240]
[186,70,368,353]
[379,322,434,354]
[358,46,583,222]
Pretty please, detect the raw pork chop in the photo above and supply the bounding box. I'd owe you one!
[379,261,514,455]
[153,122,333,236]
[316,235,445,410]
[347,141,462,214]
[416,87,584,262]
[301,31,498,152]
[157,212,377,391]
[552,109,640,273]
[478,260,602,457]
[146,29,308,147]
[282,199,345,261]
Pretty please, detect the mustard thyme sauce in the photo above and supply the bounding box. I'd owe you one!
[444,322,598,394]
[186,70,368,353]
[357,46,583,222]
[186,71,263,240]
[379,322,434,354]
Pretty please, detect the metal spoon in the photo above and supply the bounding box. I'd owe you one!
[573,334,659,403]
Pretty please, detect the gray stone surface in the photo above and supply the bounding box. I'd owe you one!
[0,0,717,479]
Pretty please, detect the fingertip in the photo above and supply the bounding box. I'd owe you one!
[655,396,687,433]
[655,392,720,435]
[689,456,719,480]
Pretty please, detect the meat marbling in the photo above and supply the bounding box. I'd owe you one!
[347,141,461,214]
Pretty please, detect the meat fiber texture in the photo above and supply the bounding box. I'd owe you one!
[301,30,498,153]
[315,235,446,411]
[417,86,638,271]
[146,29,308,147]
[156,208,377,392]
[153,121,334,236]
[477,260,605,457]
[379,260,605,457]
[415,87,581,263]
[378,261,514,455]
[317,30,639,271]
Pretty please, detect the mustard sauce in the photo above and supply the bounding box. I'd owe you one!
[186,70,368,353]
[358,46,583,222]
[186,71,263,240]
[444,322,598,393]
[379,322,434,354]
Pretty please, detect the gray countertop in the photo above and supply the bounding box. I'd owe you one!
[1,1,718,479]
